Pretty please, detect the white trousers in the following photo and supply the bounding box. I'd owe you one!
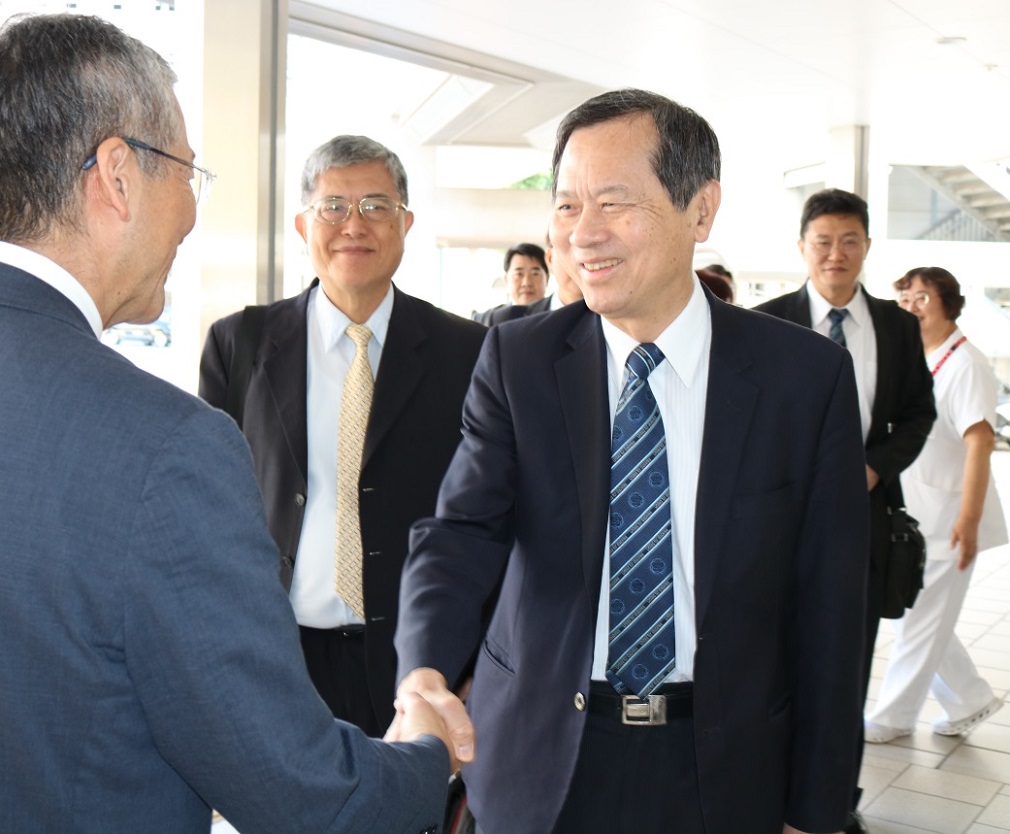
[867,543,993,730]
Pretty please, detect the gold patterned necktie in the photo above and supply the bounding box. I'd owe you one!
[335,323,373,619]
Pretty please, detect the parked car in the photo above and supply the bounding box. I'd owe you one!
[101,311,171,348]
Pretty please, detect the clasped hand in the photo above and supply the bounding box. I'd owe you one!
[384,667,475,774]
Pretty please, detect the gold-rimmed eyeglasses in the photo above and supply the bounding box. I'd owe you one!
[82,137,216,204]
[303,196,407,225]
[898,291,930,309]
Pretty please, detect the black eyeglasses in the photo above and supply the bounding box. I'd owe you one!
[82,137,215,203]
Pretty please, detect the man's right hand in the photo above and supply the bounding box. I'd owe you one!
[385,667,475,767]
[387,690,461,772]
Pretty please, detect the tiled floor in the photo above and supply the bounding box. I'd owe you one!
[213,454,1010,834]
[858,451,1010,833]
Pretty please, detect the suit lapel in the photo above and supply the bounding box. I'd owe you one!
[260,287,311,485]
[554,308,611,607]
[786,284,813,327]
[862,286,890,440]
[693,300,760,630]
[363,286,425,467]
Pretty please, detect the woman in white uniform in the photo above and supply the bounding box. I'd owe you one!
[865,266,1007,743]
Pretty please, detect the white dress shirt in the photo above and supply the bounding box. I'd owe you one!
[807,281,876,442]
[0,242,103,337]
[288,284,394,628]
[591,276,710,683]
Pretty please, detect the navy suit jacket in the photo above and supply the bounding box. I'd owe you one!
[754,284,935,570]
[397,295,870,833]
[472,294,552,326]
[200,281,485,726]
[0,264,446,833]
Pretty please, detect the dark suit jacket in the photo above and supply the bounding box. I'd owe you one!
[396,296,870,834]
[754,284,935,572]
[0,265,446,833]
[200,282,485,725]
[473,294,552,326]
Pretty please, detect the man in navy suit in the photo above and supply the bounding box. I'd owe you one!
[473,242,552,325]
[0,13,453,833]
[755,188,935,833]
[392,89,870,834]
[200,135,485,737]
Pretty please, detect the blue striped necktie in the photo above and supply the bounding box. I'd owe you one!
[828,308,848,347]
[606,343,676,697]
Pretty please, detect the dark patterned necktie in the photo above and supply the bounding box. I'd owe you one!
[828,308,848,348]
[606,343,676,697]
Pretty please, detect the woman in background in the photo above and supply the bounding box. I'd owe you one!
[865,266,1007,743]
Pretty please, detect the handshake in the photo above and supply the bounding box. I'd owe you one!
[384,667,475,773]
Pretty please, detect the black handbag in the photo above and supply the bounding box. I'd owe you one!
[880,504,926,619]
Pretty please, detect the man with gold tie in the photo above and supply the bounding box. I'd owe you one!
[200,135,485,734]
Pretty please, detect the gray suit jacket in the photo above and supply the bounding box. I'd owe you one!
[0,264,445,833]
[397,295,870,833]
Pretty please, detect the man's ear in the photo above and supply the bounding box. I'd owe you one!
[693,180,721,243]
[294,210,308,244]
[87,137,134,222]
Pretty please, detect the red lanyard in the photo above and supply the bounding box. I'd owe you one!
[930,336,967,377]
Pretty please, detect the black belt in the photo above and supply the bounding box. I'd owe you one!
[588,681,693,726]
[300,624,364,638]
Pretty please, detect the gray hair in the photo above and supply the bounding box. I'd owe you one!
[0,13,180,243]
[551,89,720,211]
[300,135,409,206]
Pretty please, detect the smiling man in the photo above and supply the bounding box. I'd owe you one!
[393,90,871,834]
[0,15,454,833]
[200,135,485,736]
[473,242,552,324]
[755,188,936,834]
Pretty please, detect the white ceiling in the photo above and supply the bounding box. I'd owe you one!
[291,0,1010,172]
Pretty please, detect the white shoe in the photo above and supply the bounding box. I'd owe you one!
[932,697,1004,736]
[864,721,912,744]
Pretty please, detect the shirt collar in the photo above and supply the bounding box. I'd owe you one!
[807,279,869,328]
[313,282,394,351]
[601,275,709,388]
[0,241,103,337]
[928,326,964,361]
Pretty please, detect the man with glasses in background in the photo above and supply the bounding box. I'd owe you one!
[200,135,486,737]
[0,13,455,833]
[755,188,936,834]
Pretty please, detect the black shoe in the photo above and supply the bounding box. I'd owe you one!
[843,809,869,834]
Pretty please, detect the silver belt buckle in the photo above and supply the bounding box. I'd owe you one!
[620,694,667,726]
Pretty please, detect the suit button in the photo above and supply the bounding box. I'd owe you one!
[281,555,294,568]
[574,692,586,711]
[294,493,305,507]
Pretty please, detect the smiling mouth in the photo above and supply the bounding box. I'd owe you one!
[582,258,621,272]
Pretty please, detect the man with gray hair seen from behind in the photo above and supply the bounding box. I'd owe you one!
[0,13,455,833]
[392,87,869,834]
